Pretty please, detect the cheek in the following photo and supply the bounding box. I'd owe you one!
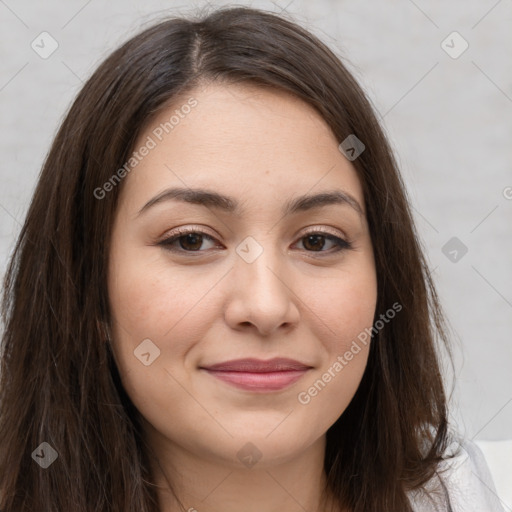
[327,282,376,350]
[311,258,377,349]
[296,256,376,415]
[295,272,376,428]
[108,246,214,341]
[107,246,222,407]
[106,251,209,430]
[296,346,370,436]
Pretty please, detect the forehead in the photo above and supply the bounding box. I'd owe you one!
[118,82,365,215]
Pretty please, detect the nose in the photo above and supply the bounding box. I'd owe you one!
[223,241,300,337]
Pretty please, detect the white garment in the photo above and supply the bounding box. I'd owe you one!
[407,436,507,511]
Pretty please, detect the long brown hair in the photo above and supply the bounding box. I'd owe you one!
[0,5,454,511]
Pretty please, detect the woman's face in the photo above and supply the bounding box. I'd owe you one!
[107,82,377,468]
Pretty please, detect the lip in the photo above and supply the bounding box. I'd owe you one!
[201,357,312,372]
[199,358,312,392]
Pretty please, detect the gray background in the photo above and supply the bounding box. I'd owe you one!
[0,0,511,443]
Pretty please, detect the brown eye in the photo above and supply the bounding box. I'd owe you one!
[296,233,352,253]
[176,233,205,251]
[302,234,327,251]
[158,230,219,253]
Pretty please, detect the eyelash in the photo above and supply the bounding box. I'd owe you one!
[157,226,353,256]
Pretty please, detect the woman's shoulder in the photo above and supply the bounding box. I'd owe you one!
[407,434,506,511]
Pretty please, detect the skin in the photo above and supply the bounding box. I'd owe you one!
[107,81,378,512]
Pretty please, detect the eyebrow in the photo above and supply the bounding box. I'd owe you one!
[136,187,364,218]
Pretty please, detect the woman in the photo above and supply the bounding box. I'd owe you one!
[0,5,504,512]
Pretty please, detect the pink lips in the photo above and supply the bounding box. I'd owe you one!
[200,358,312,392]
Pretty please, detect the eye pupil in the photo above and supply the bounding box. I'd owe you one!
[180,233,203,251]
[303,234,325,251]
